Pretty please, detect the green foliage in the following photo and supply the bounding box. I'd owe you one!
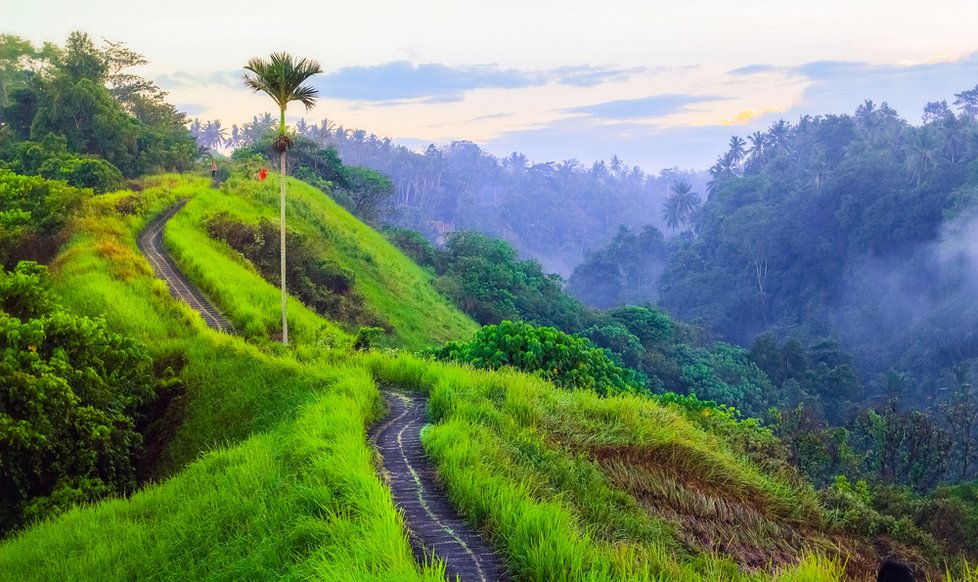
[352,326,384,351]
[0,33,194,179]
[383,226,436,268]
[0,262,154,534]
[0,169,86,265]
[852,405,951,491]
[676,341,776,417]
[428,320,646,396]
[434,230,589,330]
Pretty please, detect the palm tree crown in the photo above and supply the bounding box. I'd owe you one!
[243,52,323,137]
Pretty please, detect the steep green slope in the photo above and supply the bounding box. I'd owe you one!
[163,174,476,349]
[2,172,964,581]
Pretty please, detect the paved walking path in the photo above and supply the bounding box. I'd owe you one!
[371,391,508,581]
[137,201,233,333]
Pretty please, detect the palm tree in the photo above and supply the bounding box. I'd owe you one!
[727,135,746,165]
[662,179,701,232]
[243,51,323,345]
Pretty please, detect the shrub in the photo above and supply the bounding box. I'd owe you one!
[427,320,646,396]
[0,169,86,265]
[0,262,155,534]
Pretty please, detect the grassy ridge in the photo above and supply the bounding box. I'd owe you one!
[169,174,476,349]
[0,175,445,579]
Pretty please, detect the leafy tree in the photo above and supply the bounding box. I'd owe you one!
[428,320,646,396]
[383,226,436,268]
[243,52,323,345]
[434,231,590,331]
[340,165,393,225]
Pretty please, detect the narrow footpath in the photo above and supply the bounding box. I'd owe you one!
[137,203,506,581]
[370,391,508,582]
[138,201,233,333]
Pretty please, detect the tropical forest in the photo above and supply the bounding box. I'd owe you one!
[2,16,978,582]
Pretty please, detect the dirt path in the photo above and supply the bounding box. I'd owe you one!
[371,391,508,582]
[137,201,233,333]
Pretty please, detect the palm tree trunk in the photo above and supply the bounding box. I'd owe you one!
[280,149,288,345]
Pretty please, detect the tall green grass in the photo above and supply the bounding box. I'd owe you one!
[362,352,851,581]
[180,174,477,349]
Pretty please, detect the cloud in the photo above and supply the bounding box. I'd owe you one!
[727,64,778,76]
[721,107,782,126]
[314,61,541,102]
[156,70,240,89]
[551,65,646,87]
[175,103,206,116]
[566,94,727,120]
[312,61,644,103]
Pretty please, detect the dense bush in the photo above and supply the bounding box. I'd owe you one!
[0,169,86,265]
[0,262,155,534]
[383,226,436,268]
[427,320,646,396]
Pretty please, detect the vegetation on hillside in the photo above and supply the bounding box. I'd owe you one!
[7,31,978,581]
[0,33,195,187]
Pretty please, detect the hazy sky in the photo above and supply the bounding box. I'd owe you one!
[5,0,978,171]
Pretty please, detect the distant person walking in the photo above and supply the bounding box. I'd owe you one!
[258,167,267,181]
[210,159,218,178]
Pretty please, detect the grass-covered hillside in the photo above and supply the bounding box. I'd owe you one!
[0,172,974,581]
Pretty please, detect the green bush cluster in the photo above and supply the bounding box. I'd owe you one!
[0,262,155,534]
[0,169,86,265]
[427,320,646,396]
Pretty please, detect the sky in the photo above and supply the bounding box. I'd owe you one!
[5,0,978,172]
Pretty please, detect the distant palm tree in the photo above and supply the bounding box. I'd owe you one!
[243,51,323,345]
[661,196,681,231]
[662,179,701,232]
[768,119,792,152]
[746,131,766,165]
[727,135,746,165]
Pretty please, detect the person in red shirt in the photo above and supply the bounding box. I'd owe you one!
[258,167,267,181]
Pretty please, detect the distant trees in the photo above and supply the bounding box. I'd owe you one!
[0,33,195,181]
[658,90,978,392]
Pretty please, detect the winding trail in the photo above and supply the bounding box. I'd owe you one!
[138,201,234,333]
[138,203,505,580]
[371,391,508,582]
